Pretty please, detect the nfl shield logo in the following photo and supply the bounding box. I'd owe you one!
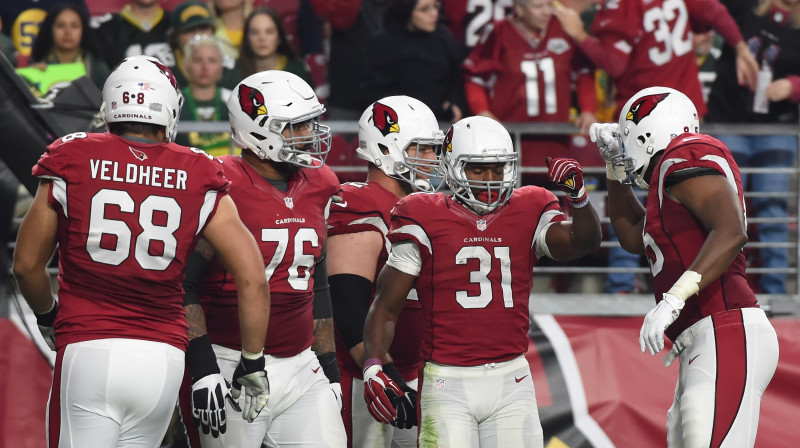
[476,219,487,231]
[284,197,294,209]
[435,378,445,390]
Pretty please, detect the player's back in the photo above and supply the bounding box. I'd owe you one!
[328,181,423,379]
[592,0,706,115]
[645,134,758,341]
[389,187,565,366]
[33,132,229,350]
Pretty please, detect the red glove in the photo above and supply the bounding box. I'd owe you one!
[363,364,403,424]
[545,157,587,204]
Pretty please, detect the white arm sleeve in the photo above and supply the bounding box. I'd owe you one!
[534,221,557,260]
[386,241,423,277]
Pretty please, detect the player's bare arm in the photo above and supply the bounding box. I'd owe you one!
[12,181,58,314]
[328,230,384,366]
[363,265,415,361]
[668,173,748,289]
[203,195,270,353]
[607,179,646,254]
[545,204,602,261]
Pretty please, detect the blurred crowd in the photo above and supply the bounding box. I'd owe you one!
[1,0,798,295]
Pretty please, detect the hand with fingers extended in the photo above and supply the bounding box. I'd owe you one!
[191,373,239,437]
[230,352,270,423]
[363,363,404,424]
[545,157,587,206]
[639,293,684,355]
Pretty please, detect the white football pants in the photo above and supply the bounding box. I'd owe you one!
[418,355,543,448]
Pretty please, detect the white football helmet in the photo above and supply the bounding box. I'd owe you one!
[227,70,331,167]
[617,86,699,189]
[441,116,518,214]
[101,56,183,142]
[357,96,444,191]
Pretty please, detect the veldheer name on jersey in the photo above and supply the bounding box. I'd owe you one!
[90,159,188,190]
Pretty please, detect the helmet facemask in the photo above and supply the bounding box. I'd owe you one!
[445,153,518,214]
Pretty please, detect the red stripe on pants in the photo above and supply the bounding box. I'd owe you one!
[711,310,747,448]
[49,349,65,448]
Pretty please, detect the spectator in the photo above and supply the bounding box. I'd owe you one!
[237,7,312,84]
[706,0,800,295]
[1,0,86,65]
[168,0,240,89]
[328,95,444,447]
[362,116,601,446]
[694,31,723,103]
[365,0,468,123]
[27,3,109,91]
[12,55,270,448]
[310,0,388,120]
[462,0,597,183]
[176,35,234,156]
[441,0,514,49]
[209,0,251,59]
[94,0,172,68]
[593,86,778,447]
[180,70,345,447]
[1,17,17,65]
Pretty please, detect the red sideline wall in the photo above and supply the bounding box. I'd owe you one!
[2,316,798,447]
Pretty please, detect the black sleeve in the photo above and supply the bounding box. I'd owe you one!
[328,273,374,349]
[665,167,721,190]
[313,255,333,319]
[183,249,210,306]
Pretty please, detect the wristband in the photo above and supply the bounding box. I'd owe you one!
[186,334,220,382]
[667,270,702,302]
[606,163,627,182]
[317,352,341,383]
[363,357,382,370]
[34,300,58,326]
[242,349,264,360]
[571,195,590,209]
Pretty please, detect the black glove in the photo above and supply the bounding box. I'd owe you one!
[34,301,58,351]
[382,362,418,429]
[191,374,234,437]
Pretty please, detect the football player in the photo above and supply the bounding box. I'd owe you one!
[362,116,602,448]
[591,86,780,447]
[180,70,347,447]
[553,0,759,117]
[12,55,270,447]
[327,95,444,447]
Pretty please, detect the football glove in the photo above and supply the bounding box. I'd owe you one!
[231,353,270,423]
[392,385,418,429]
[589,123,622,163]
[363,364,403,424]
[191,373,237,437]
[639,293,685,355]
[34,301,58,351]
[545,157,587,204]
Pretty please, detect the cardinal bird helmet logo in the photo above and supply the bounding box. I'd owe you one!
[372,102,399,137]
[626,93,669,125]
[239,84,267,121]
[443,126,454,153]
[148,59,179,92]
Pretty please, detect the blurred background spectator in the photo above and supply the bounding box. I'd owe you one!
[24,3,109,92]
[238,7,312,83]
[310,0,388,120]
[94,0,172,68]
[463,0,597,185]
[168,0,239,89]
[1,0,87,66]
[209,0,251,59]
[442,0,514,49]
[706,0,800,295]
[1,17,18,66]
[364,0,468,123]
[694,30,724,103]
[176,34,234,156]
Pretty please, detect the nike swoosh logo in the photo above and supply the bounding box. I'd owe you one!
[313,367,321,373]
[333,201,348,207]
[689,354,700,365]
[515,375,528,383]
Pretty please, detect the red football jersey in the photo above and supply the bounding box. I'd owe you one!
[389,187,566,366]
[644,134,758,341]
[442,0,514,48]
[592,0,707,116]
[203,156,341,357]
[327,181,423,380]
[32,132,229,350]
[463,18,593,122]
